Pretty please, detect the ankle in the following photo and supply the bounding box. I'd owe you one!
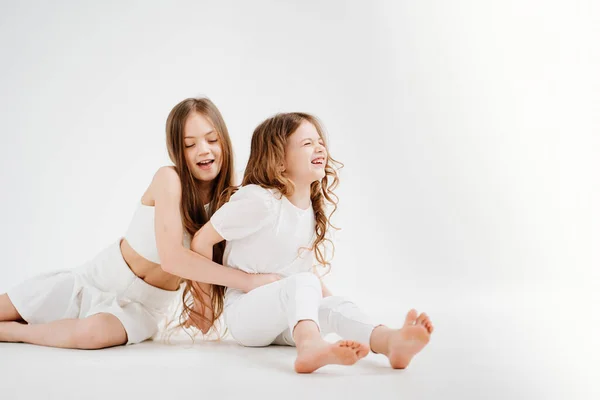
[292,320,320,344]
[370,325,392,354]
[295,330,323,347]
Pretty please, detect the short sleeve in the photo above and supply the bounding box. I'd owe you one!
[210,184,275,241]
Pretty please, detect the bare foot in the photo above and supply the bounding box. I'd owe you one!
[416,310,434,334]
[294,339,369,373]
[385,309,433,369]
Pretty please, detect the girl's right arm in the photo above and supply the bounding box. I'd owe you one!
[152,167,278,292]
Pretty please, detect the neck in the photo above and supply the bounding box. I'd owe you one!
[197,180,213,205]
[286,182,312,210]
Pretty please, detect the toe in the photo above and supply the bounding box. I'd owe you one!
[404,309,418,327]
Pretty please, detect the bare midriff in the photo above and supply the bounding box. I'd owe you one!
[119,238,182,292]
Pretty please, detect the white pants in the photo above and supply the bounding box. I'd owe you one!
[223,272,376,347]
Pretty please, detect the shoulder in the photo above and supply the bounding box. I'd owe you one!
[211,184,279,239]
[149,166,182,199]
[233,184,277,202]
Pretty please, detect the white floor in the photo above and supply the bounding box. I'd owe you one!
[1,285,597,400]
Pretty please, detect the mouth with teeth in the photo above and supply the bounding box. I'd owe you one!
[197,159,215,170]
[311,157,325,166]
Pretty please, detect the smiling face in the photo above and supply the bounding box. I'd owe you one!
[183,112,223,182]
[283,120,327,186]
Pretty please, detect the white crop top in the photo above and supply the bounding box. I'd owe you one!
[124,203,193,264]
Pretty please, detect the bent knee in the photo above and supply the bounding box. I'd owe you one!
[73,314,127,349]
[320,295,351,311]
[0,293,22,322]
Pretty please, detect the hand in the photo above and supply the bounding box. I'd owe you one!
[242,273,281,293]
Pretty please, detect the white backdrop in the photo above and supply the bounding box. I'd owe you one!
[1,1,598,397]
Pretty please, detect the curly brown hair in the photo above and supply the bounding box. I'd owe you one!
[242,112,343,273]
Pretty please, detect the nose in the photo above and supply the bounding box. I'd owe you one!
[197,140,210,155]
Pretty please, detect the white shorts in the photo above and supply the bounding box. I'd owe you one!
[7,240,181,344]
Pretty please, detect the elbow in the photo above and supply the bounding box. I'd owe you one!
[190,241,212,260]
[159,251,181,275]
[190,235,205,255]
[160,261,176,275]
[189,242,201,255]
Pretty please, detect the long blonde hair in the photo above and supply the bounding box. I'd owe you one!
[165,97,234,336]
[242,112,343,273]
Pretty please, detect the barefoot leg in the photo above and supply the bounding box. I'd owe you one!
[0,313,127,349]
[369,309,433,369]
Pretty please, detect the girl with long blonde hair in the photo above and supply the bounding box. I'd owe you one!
[190,112,434,373]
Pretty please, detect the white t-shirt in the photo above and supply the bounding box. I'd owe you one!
[210,184,316,306]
